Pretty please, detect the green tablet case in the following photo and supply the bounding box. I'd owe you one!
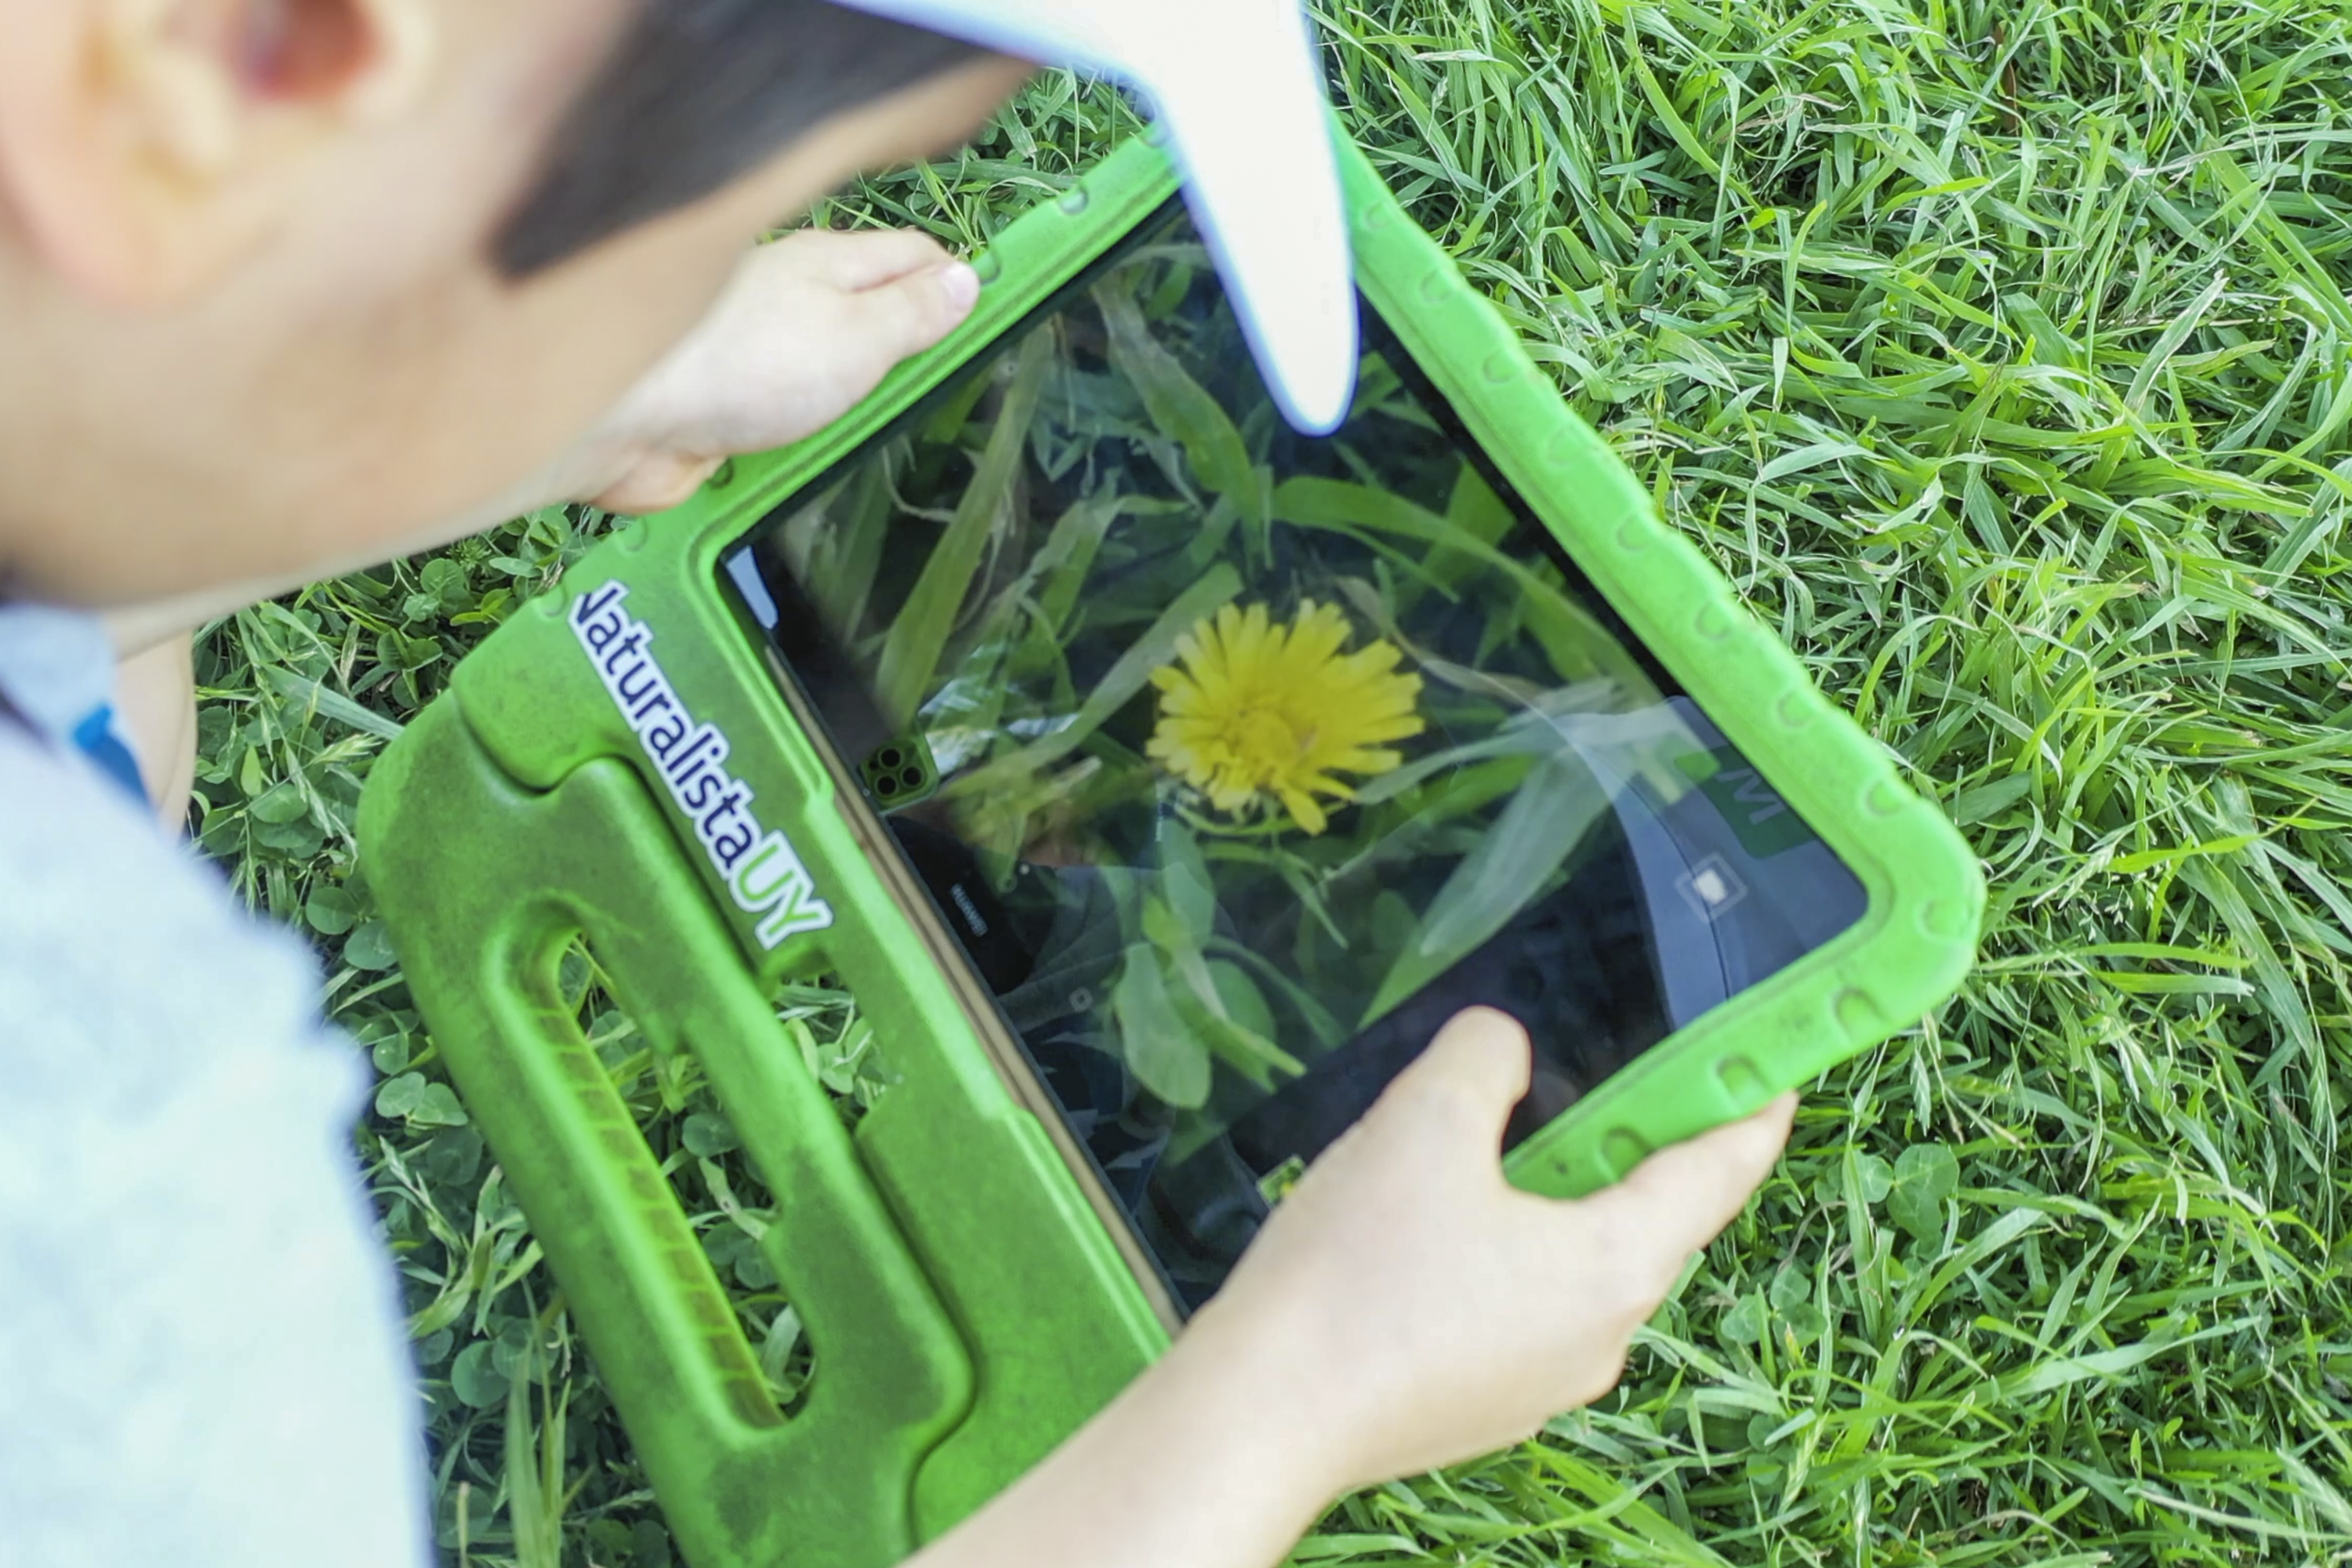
[358,132,1983,1568]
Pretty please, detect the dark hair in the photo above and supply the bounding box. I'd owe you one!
[495,0,982,277]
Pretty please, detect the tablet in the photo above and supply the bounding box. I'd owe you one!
[722,198,1867,1308]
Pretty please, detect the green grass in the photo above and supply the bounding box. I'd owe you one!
[198,1,2352,1563]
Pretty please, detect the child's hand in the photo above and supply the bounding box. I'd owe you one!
[579,228,982,514]
[1192,1007,1795,1494]
[915,1008,1793,1568]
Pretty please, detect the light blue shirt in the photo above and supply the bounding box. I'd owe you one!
[0,606,431,1566]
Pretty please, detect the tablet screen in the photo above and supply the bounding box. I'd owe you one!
[724,201,1864,1306]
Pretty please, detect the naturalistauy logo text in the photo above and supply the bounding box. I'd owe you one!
[571,582,834,949]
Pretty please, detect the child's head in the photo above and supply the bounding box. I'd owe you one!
[0,0,1029,608]
[0,0,1355,623]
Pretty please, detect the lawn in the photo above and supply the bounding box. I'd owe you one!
[198,2,2352,1563]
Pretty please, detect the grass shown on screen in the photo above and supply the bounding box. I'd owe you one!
[762,230,1700,1110]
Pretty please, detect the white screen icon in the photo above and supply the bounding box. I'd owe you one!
[1677,855,1750,920]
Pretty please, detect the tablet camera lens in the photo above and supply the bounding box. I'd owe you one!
[863,735,942,811]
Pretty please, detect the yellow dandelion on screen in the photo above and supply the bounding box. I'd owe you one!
[1147,601,1425,835]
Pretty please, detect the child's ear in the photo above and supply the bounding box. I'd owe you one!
[0,0,434,306]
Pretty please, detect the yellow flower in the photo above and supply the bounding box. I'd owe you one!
[1147,601,1425,835]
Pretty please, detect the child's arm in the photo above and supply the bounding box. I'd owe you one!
[912,1008,1796,1568]
[111,633,198,828]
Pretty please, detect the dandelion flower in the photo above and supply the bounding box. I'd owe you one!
[1148,601,1425,835]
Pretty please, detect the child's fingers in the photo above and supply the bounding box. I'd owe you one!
[1570,1094,1796,1272]
[782,227,960,291]
[1367,1008,1535,1159]
[831,260,983,377]
[589,452,728,517]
